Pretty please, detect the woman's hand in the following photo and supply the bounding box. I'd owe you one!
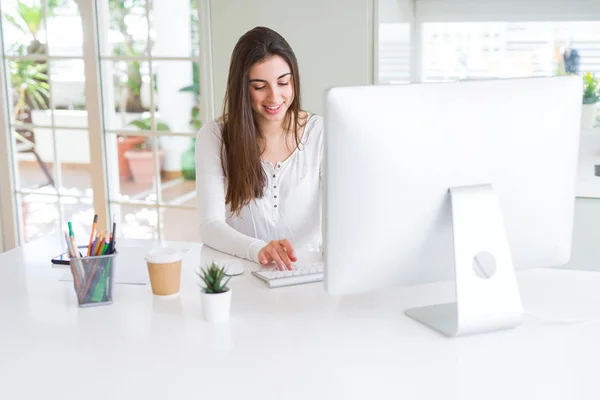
[258,239,297,270]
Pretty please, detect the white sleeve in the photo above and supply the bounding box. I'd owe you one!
[195,121,268,263]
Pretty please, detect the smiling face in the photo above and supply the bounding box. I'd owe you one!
[248,55,294,125]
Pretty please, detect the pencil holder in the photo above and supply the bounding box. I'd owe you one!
[69,253,116,307]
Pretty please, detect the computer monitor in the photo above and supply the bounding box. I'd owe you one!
[323,75,582,337]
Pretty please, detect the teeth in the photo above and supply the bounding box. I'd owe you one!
[266,104,281,110]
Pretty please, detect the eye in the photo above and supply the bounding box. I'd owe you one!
[253,86,265,90]
[279,81,290,86]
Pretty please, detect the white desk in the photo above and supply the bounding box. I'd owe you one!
[1,234,599,400]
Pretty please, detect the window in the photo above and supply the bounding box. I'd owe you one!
[97,0,203,242]
[376,0,411,83]
[423,22,600,81]
[1,0,93,243]
[378,23,410,83]
[0,0,212,245]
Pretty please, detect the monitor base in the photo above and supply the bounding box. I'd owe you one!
[405,184,523,337]
[405,302,521,337]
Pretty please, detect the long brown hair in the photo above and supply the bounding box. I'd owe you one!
[221,26,304,215]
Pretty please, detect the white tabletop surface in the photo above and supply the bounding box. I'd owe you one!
[1,234,600,400]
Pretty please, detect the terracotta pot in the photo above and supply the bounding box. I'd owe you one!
[124,149,164,184]
[118,136,146,180]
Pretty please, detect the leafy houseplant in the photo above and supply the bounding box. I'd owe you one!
[581,72,600,130]
[198,262,232,323]
[123,117,170,184]
[180,138,196,181]
[583,72,600,105]
[128,117,171,133]
[10,59,50,126]
[3,0,67,55]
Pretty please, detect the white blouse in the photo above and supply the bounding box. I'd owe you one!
[195,114,324,263]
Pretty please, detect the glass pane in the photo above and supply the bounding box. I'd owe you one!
[61,197,95,237]
[153,60,199,133]
[190,0,200,58]
[100,60,151,132]
[422,22,600,82]
[21,194,60,243]
[160,154,196,205]
[105,133,159,204]
[46,0,82,56]
[1,0,47,56]
[556,21,600,76]
[56,129,93,197]
[13,127,57,193]
[161,207,199,242]
[98,0,148,57]
[148,0,197,57]
[423,22,509,82]
[378,23,410,84]
[112,203,158,239]
[51,59,87,121]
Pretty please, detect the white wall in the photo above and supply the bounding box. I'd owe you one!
[558,198,600,273]
[416,0,600,22]
[209,0,373,116]
[0,191,4,253]
[379,0,412,23]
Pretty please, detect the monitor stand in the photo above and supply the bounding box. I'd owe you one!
[405,184,523,337]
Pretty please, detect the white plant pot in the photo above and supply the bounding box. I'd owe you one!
[200,289,232,323]
[581,103,598,130]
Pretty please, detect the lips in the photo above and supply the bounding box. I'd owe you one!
[264,103,283,114]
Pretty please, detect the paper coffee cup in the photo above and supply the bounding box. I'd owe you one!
[145,247,184,296]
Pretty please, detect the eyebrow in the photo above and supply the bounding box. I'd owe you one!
[249,72,292,83]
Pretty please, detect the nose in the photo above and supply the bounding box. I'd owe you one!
[266,85,280,104]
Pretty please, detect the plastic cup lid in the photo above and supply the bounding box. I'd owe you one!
[145,247,185,264]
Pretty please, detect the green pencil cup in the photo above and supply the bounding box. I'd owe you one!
[70,253,116,307]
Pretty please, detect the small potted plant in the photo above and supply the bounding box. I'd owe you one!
[582,72,600,130]
[118,135,146,180]
[198,262,232,323]
[124,117,169,183]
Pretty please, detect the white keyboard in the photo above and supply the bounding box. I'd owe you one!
[252,260,324,288]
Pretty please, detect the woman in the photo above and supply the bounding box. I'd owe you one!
[195,26,323,271]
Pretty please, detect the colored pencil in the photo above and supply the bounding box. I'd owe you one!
[92,232,102,256]
[64,232,82,294]
[109,222,117,254]
[87,215,98,256]
[96,235,106,257]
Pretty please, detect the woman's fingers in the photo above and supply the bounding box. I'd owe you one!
[258,251,270,265]
[268,246,285,270]
[259,240,297,270]
[275,244,293,270]
[279,239,297,262]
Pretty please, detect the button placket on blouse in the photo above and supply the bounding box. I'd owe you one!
[271,163,279,211]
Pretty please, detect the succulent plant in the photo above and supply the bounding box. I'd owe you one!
[198,262,231,294]
[583,72,600,105]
